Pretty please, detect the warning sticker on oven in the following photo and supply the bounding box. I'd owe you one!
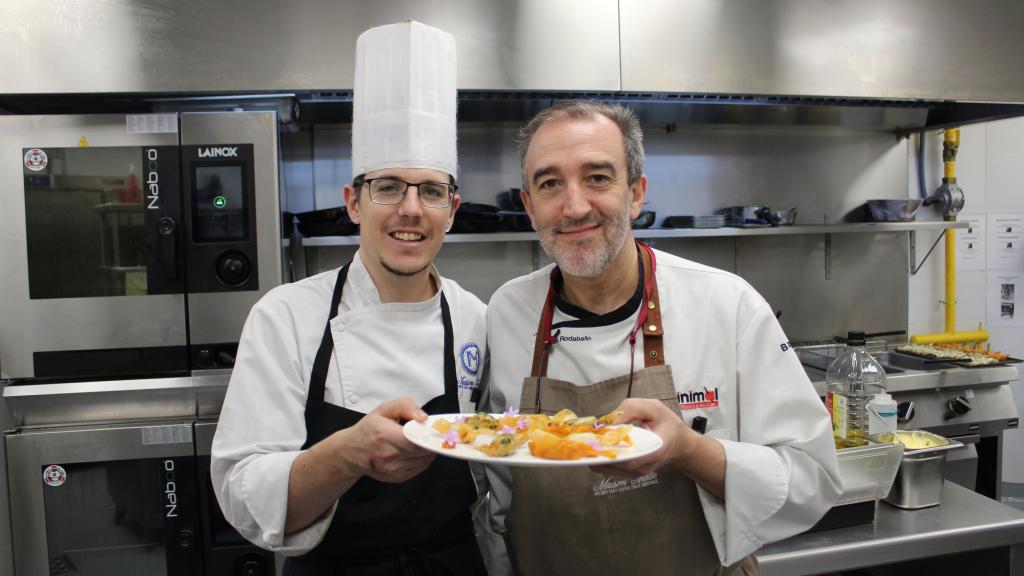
[43,464,66,487]
[24,148,47,171]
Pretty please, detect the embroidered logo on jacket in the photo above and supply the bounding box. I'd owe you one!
[459,342,481,378]
[678,387,720,410]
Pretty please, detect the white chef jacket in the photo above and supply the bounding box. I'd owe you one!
[480,247,841,569]
[211,252,488,554]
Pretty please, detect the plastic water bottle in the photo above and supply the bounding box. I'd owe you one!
[826,331,887,447]
[868,391,898,437]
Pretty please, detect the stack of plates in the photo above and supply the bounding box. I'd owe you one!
[662,215,725,229]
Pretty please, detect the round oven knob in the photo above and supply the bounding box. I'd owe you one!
[158,217,176,235]
[217,349,236,367]
[897,401,915,424]
[236,557,267,576]
[944,395,972,420]
[216,252,251,286]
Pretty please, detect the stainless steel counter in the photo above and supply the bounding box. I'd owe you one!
[803,362,1020,396]
[756,482,1024,575]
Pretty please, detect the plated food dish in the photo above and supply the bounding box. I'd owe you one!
[402,409,663,467]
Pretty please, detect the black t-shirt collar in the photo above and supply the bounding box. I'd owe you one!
[551,248,644,330]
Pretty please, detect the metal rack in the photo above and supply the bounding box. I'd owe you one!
[295,221,969,247]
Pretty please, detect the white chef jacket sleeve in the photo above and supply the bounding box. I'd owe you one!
[211,291,336,555]
[696,290,842,566]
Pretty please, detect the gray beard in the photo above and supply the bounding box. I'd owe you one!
[538,206,631,278]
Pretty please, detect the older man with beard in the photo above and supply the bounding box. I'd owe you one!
[478,101,841,576]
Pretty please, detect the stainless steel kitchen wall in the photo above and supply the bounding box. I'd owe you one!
[620,0,1024,102]
[0,0,620,93]
[5,0,1024,102]
[294,121,911,342]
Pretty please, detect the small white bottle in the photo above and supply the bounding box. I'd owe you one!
[868,391,898,437]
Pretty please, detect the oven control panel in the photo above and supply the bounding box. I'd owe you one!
[181,144,259,293]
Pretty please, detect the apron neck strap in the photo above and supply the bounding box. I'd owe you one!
[636,242,665,368]
[303,263,458,445]
[529,241,665,379]
[305,264,351,436]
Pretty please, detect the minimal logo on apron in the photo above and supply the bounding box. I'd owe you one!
[24,148,47,171]
[459,342,481,376]
[593,472,659,496]
[43,464,66,487]
[678,387,720,410]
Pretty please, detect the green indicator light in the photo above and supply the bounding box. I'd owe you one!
[213,195,227,208]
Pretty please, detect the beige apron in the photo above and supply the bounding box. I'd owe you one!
[506,242,758,576]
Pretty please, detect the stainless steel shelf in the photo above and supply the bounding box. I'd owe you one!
[295,221,968,247]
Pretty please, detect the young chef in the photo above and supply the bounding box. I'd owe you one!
[479,101,842,575]
[212,21,490,575]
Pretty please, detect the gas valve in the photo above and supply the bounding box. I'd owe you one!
[925,129,966,220]
[944,395,972,420]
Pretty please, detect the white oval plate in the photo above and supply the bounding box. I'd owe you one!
[402,414,663,468]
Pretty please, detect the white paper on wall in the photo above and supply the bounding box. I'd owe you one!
[987,271,1024,327]
[987,213,1024,270]
[956,214,986,271]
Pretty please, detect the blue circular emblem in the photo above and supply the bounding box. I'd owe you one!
[459,342,481,376]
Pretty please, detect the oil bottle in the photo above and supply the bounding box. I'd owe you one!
[826,331,887,447]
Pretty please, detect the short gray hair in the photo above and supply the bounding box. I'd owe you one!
[516,101,645,190]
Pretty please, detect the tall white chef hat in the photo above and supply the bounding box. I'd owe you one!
[352,20,458,180]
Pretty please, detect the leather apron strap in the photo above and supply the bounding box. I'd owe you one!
[530,241,665,379]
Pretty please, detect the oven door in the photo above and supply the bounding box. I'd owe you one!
[195,420,276,575]
[6,422,202,576]
[0,114,187,381]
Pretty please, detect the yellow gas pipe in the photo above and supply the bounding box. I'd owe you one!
[911,128,989,345]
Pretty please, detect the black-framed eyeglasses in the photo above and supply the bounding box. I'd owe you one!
[361,177,457,209]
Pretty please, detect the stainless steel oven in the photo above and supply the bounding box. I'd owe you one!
[0,112,281,381]
[5,421,274,576]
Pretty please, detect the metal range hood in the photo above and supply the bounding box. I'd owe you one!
[297,91,1024,132]
[3,0,1024,130]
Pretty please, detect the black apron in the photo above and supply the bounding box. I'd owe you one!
[284,264,487,576]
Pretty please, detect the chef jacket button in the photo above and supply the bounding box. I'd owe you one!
[349,393,359,404]
[648,324,657,332]
[648,301,656,310]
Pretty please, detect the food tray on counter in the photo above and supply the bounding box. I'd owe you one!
[888,350,960,363]
[897,344,1020,368]
[892,344,962,358]
[947,357,1023,368]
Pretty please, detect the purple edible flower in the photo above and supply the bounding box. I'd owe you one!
[503,407,519,417]
[454,415,467,423]
[500,425,515,435]
[594,422,606,430]
[516,417,529,431]
[443,430,459,445]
